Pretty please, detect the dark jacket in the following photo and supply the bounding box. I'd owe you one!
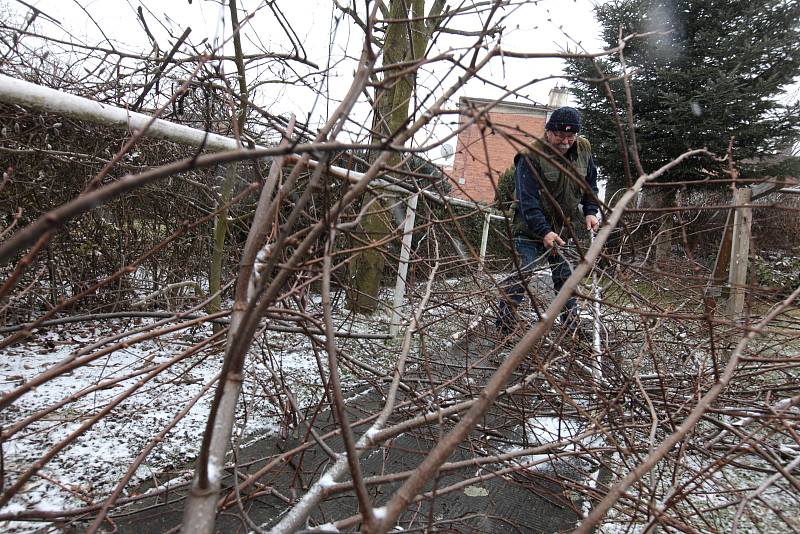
[512,136,599,240]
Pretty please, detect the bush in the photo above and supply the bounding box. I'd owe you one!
[754,251,800,298]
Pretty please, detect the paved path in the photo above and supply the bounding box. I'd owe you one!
[116,329,591,533]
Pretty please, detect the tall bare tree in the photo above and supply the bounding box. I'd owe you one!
[347,0,446,313]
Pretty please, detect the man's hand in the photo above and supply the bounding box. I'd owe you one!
[543,231,565,250]
[585,214,600,232]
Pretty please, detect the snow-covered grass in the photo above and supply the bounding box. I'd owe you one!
[0,273,494,532]
[0,323,254,531]
[595,451,800,534]
[0,300,396,533]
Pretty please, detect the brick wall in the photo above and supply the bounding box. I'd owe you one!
[448,104,547,204]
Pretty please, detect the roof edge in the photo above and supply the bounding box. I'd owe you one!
[458,96,551,115]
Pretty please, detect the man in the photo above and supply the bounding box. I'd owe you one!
[496,106,600,337]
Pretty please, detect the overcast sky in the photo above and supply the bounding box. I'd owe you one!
[11,0,606,161]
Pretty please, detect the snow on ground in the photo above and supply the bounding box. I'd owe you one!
[0,287,404,533]
[0,314,357,533]
[5,277,796,533]
[493,415,599,474]
[0,278,517,532]
[595,452,800,534]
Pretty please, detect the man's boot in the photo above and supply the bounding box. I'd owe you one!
[559,298,590,341]
[559,297,578,328]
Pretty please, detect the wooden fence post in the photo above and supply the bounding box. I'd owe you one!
[726,187,753,319]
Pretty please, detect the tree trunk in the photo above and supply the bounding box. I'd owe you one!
[347,192,390,312]
[207,164,236,331]
[206,0,249,329]
[642,186,677,267]
[654,208,674,266]
[346,0,440,313]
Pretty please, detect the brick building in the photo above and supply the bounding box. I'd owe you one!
[448,88,569,204]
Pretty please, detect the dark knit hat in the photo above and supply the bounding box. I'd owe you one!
[545,106,581,133]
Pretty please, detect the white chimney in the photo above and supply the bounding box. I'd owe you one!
[547,86,570,108]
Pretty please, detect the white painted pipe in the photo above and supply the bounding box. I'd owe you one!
[389,193,419,336]
[479,210,491,270]
[591,230,603,381]
[0,74,500,212]
[0,74,376,188]
[0,74,240,152]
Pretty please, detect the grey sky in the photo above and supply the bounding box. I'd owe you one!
[13,1,606,161]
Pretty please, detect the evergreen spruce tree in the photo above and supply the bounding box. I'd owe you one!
[567,0,800,204]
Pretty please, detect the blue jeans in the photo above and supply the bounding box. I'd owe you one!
[496,237,577,330]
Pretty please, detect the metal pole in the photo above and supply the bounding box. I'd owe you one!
[389,193,419,336]
[479,210,491,270]
[590,230,603,382]
[0,75,500,211]
[0,75,376,190]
